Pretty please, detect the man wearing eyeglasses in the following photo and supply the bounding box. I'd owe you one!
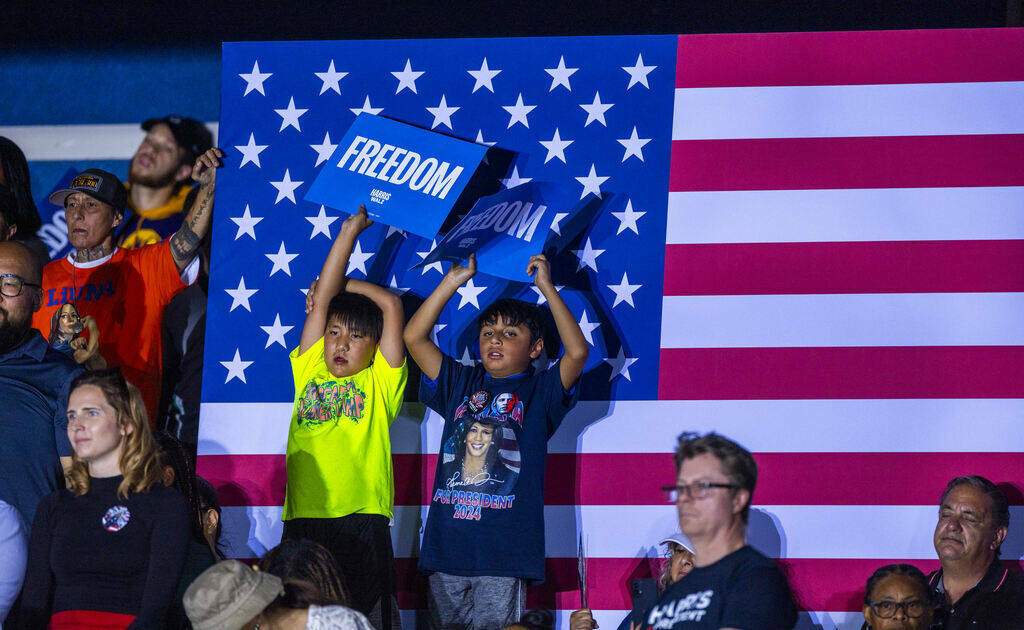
[634,432,797,630]
[928,475,1024,629]
[0,241,82,529]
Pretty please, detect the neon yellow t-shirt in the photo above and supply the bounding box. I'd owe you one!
[284,337,407,520]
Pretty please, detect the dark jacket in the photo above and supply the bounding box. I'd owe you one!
[928,561,1024,630]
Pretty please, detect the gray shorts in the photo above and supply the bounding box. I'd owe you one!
[427,572,527,629]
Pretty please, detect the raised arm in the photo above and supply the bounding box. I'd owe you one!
[528,254,589,390]
[299,206,373,354]
[345,278,404,368]
[169,147,224,272]
[403,253,476,381]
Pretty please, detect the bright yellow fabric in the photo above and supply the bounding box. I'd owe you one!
[284,338,407,520]
[125,183,191,219]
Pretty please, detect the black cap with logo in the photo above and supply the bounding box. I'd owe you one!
[48,169,128,214]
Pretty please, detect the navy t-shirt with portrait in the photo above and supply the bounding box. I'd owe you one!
[638,545,798,630]
[418,354,578,581]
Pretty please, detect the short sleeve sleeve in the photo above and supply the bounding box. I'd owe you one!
[290,336,325,394]
[720,564,799,629]
[543,361,580,436]
[133,241,188,308]
[419,354,473,416]
[370,347,408,420]
[53,366,82,458]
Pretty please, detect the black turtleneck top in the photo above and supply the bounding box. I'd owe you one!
[19,474,190,629]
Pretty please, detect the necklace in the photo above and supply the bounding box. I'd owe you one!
[462,461,489,485]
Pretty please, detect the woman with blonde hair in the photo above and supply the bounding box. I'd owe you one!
[19,368,191,630]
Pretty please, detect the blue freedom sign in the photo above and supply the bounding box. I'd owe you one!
[305,114,487,239]
[416,182,563,281]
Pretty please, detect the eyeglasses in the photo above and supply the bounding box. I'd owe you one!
[661,481,739,502]
[868,599,928,619]
[0,274,41,298]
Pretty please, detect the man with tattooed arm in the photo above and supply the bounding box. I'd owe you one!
[32,148,224,425]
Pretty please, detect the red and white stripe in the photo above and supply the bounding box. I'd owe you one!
[198,28,1024,629]
[657,27,1024,627]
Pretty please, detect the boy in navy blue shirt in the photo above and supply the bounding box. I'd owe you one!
[404,253,589,629]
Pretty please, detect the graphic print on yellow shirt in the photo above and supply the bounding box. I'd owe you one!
[296,378,366,428]
[285,336,407,521]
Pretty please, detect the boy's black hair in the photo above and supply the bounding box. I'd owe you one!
[478,298,546,344]
[326,292,383,341]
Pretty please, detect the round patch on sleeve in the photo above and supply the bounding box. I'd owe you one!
[102,505,131,532]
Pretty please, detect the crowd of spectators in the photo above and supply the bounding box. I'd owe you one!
[0,122,1022,630]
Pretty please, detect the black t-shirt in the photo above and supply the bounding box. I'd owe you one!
[637,545,798,630]
[418,355,578,580]
[19,475,191,629]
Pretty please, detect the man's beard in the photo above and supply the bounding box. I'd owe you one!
[0,308,30,354]
[129,158,178,189]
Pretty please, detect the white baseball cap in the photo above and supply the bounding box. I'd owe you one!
[659,532,694,554]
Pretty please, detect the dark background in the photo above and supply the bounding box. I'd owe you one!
[6,0,1021,46]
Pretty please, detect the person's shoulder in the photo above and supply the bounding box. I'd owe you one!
[41,254,72,280]
[725,545,787,578]
[444,352,483,379]
[37,487,72,512]
[985,568,1024,623]
[39,341,81,374]
[41,256,61,274]
[125,240,167,259]
[368,346,407,375]
[1000,566,1024,593]
[22,331,80,376]
[307,604,374,629]
[136,482,190,511]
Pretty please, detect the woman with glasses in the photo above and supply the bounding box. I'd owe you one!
[19,369,191,630]
[862,564,935,630]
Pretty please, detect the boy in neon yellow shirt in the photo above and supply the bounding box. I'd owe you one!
[283,206,407,629]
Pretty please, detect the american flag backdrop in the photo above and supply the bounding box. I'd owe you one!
[198,29,1024,628]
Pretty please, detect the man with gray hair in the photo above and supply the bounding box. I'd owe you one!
[635,432,797,630]
[929,475,1024,629]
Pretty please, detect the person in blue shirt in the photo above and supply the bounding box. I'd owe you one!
[0,241,81,528]
[404,253,589,629]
